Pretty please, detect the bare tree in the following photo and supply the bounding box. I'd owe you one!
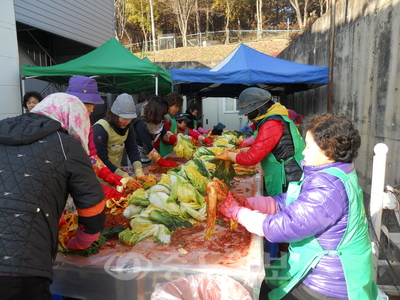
[161,0,197,47]
[256,0,263,40]
[289,0,309,31]
[114,0,129,42]
[195,0,201,44]
[318,0,328,16]
[213,0,241,44]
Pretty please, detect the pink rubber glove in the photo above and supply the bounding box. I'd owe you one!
[218,192,242,221]
[102,184,124,200]
[246,196,278,214]
[240,136,255,148]
[197,127,208,134]
[67,227,100,250]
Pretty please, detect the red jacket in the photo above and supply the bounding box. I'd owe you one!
[236,120,283,166]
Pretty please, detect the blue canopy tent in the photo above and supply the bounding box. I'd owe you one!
[169,43,329,98]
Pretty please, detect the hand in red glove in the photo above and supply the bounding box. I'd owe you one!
[203,137,214,145]
[218,191,242,221]
[169,135,178,145]
[67,226,100,250]
[148,148,179,168]
[230,191,253,210]
[97,167,123,187]
[156,157,179,168]
[163,131,178,145]
[102,184,124,200]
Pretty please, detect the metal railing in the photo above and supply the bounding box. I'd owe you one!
[125,29,298,55]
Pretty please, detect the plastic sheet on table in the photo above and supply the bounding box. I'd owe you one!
[151,274,252,300]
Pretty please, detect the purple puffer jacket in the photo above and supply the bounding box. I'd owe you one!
[264,161,354,299]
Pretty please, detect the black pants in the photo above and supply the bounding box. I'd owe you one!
[259,280,344,300]
[0,276,52,300]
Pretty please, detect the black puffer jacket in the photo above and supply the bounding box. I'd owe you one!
[0,113,104,281]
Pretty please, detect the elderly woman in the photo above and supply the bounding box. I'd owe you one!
[23,90,43,111]
[219,113,378,300]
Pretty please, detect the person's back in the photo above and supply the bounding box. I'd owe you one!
[0,95,104,300]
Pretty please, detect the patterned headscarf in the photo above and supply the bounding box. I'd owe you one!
[30,92,90,154]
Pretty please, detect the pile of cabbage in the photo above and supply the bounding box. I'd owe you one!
[119,132,240,246]
[119,160,211,246]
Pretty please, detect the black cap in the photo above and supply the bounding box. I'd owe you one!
[175,113,191,123]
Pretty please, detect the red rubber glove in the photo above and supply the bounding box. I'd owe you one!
[163,131,178,145]
[67,226,100,250]
[156,157,179,168]
[203,137,214,145]
[169,135,178,144]
[218,191,242,221]
[102,184,124,200]
[97,167,123,187]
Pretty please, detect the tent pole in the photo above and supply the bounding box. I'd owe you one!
[21,77,25,114]
[154,75,159,95]
[327,0,335,112]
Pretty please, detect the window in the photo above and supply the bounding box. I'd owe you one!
[223,97,238,113]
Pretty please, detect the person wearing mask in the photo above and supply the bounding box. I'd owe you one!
[216,87,305,197]
[93,93,147,180]
[0,95,105,300]
[132,95,179,168]
[218,113,378,300]
[240,109,303,148]
[65,76,134,200]
[23,90,43,112]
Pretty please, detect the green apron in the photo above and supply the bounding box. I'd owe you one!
[94,119,129,168]
[159,115,178,157]
[258,114,304,196]
[193,119,198,129]
[266,167,378,300]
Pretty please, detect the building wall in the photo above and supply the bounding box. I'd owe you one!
[14,0,114,48]
[0,0,22,119]
[202,97,245,131]
[0,0,114,120]
[278,0,400,195]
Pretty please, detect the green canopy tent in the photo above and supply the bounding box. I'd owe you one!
[21,38,172,95]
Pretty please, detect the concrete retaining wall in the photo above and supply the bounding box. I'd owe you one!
[278,0,400,194]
